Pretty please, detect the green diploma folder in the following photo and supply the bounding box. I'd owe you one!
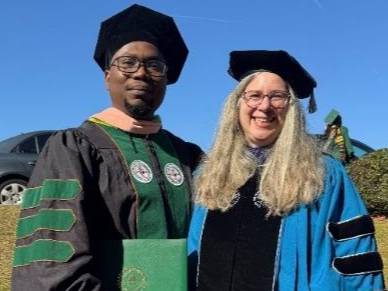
[97,239,188,291]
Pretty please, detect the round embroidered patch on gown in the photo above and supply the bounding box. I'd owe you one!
[164,163,184,186]
[130,160,153,183]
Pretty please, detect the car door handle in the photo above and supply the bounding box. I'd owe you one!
[28,161,36,166]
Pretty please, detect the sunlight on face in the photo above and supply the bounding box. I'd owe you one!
[104,41,167,119]
[239,72,289,147]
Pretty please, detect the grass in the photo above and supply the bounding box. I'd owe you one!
[0,206,387,290]
[0,206,20,291]
[375,218,388,283]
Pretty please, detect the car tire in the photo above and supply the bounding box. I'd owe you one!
[0,179,27,205]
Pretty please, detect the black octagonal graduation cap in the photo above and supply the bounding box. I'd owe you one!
[94,4,188,84]
[228,50,316,99]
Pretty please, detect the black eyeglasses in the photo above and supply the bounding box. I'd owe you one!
[110,56,168,77]
[241,90,290,108]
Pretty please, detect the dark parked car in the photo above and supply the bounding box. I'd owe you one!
[349,138,375,158]
[0,130,55,205]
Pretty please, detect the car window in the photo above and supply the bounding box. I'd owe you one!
[37,133,52,152]
[350,139,374,158]
[17,137,38,154]
[0,135,25,153]
[352,144,370,158]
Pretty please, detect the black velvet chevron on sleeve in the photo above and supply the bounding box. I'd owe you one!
[333,252,383,275]
[327,215,374,241]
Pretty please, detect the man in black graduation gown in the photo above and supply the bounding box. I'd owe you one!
[11,4,202,290]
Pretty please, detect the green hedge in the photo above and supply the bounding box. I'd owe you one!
[347,149,388,216]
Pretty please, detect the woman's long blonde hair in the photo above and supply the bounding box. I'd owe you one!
[195,72,324,216]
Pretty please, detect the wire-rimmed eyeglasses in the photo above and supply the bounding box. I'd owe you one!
[241,90,290,109]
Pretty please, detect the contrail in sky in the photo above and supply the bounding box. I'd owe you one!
[312,0,323,9]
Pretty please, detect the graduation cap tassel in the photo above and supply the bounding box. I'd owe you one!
[308,91,317,113]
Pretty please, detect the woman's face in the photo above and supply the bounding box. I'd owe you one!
[239,72,290,147]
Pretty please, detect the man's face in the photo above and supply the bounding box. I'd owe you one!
[104,41,167,120]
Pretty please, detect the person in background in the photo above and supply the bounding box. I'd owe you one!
[188,50,384,291]
[323,109,356,164]
[12,4,202,290]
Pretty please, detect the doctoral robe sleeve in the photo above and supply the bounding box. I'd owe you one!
[310,157,385,290]
[11,129,102,291]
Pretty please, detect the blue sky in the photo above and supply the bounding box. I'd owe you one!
[1,0,387,151]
